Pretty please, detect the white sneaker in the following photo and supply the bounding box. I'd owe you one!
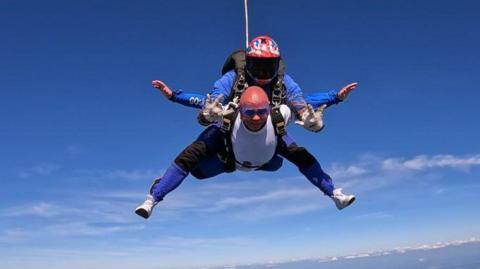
[331,188,355,210]
[135,194,158,219]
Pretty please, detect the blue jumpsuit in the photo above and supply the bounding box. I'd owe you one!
[169,72,342,110]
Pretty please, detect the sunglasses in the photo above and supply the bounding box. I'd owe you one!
[241,106,270,118]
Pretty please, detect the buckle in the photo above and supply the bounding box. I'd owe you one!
[221,118,231,133]
[275,122,285,135]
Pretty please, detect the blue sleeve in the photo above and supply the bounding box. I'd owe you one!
[171,90,206,109]
[283,74,307,114]
[209,71,236,106]
[305,90,342,110]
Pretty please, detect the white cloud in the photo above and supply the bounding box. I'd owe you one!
[234,237,480,268]
[192,184,332,221]
[25,248,129,258]
[2,202,61,217]
[93,169,164,181]
[229,203,325,221]
[66,145,84,156]
[90,190,145,200]
[343,253,370,259]
[18,163,60,178]
[44,222,145,236]
[0,197,148,239]
[0,228,30,243]
[6,152,479,247]
[395,237,480,252]
[329,164,368,179]
[205,188,318,212]
[0,221,146,243]
[64,152,480,223]
[382,154,480,171]
[151,236,258,250]
[433,188,445,194]
[320,153,480,197]
[351,211,393,221]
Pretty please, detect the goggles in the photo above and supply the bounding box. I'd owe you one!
[240,106,270,118]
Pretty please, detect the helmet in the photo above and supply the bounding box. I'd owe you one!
[246,35,281,85]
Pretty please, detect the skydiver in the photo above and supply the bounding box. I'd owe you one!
[135,86,355,219]
[135,35,356,218]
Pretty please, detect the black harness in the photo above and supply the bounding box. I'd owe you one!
[220,50,287,136]
[217,50,289,171]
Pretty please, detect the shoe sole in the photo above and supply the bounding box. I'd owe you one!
[338,196,356,210]
[135,208,150,219]
[347,196,356,207]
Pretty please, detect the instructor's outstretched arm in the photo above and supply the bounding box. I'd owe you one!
[152,80,206,109]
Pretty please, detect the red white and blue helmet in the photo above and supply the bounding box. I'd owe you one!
[246,35,281,85]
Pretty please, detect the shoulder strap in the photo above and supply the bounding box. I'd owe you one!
[218,109,239,172]
[222,50,248,102]
[271,59,286,106]
[221,50,246,75]
[270,59,286,136]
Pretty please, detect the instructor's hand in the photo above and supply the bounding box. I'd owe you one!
[337,82,358,101]
[152,80,173,99]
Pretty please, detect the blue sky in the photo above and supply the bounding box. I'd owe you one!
[1,0,480,268]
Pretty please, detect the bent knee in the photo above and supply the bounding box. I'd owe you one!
[174,141,208,172]
[285,146,316,170]
[190,169,209,180]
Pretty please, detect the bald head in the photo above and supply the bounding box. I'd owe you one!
[239,86,269,108]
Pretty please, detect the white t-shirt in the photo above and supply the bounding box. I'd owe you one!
[231,104,292,171]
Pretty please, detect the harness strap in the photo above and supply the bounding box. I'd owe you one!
[270,106,286,136]
[222,50,249,102]
[219,107,287,170]
[218,110,239,172]
[220,49,287,142]
[271,60,286,106]
[270,60,286,136]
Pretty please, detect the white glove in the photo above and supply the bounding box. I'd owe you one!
[225,96,239,110]
[295,104,326,132]
[221,96,239,116]
[201,94,224,123]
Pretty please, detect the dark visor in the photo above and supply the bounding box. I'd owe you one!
[246,57,280,80]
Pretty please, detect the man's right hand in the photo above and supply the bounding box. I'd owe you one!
[295,104,326,132]
[152,80,173,99]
